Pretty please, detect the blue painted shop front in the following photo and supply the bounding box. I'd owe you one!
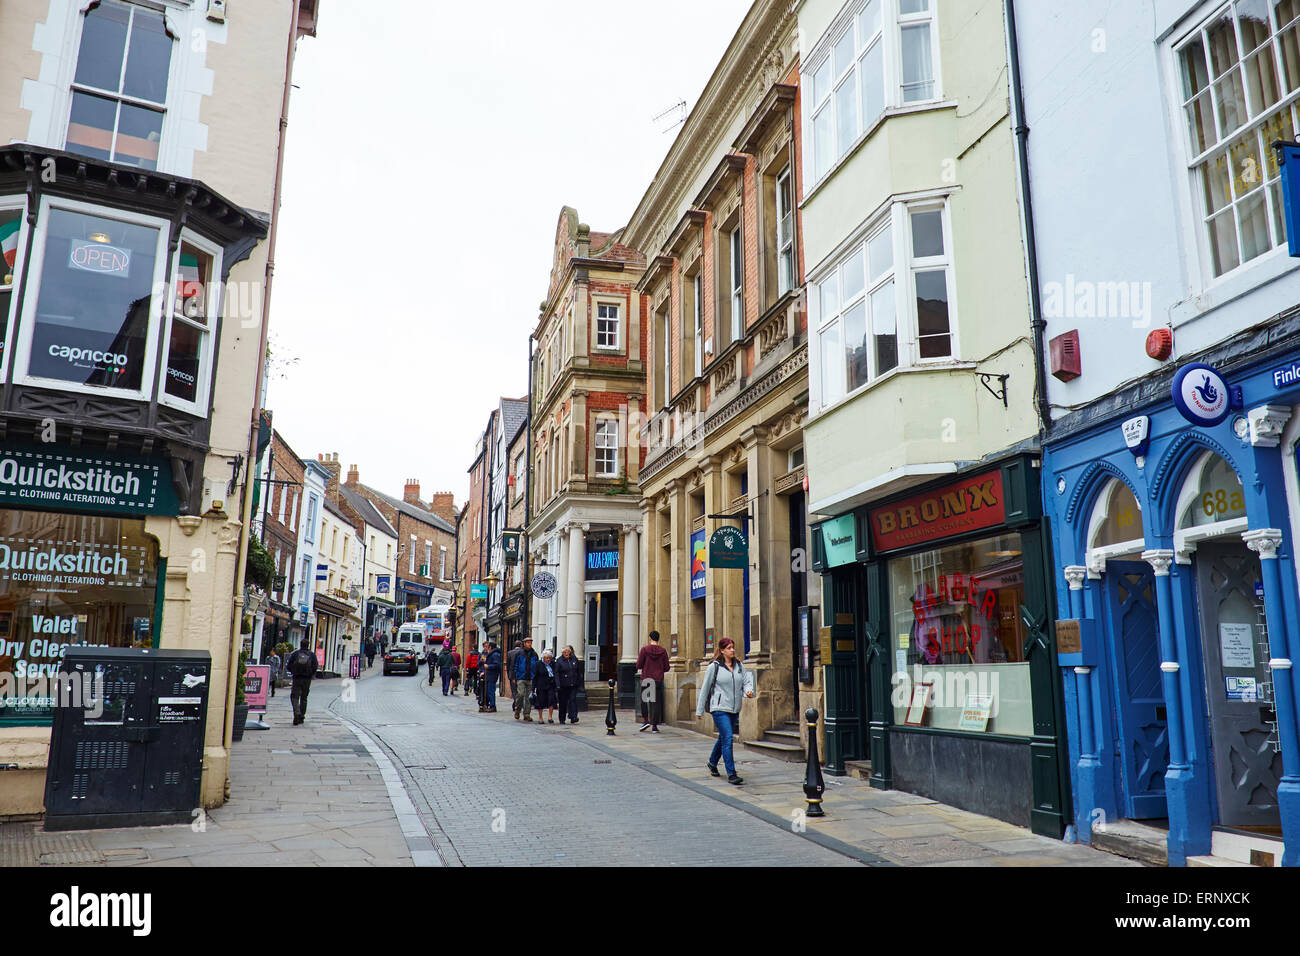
[1044,350,1300,866]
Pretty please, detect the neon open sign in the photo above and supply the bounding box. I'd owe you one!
[69,240,131,278]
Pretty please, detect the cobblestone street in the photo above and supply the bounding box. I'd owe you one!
[0,665,1139,867]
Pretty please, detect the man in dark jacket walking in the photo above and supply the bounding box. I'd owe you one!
[505,640,523,700]
[285,639,318,725]
[426,643,439,686]
[555,644,583,725]
[636,630,671,732]
[512,637,540,722]
[437,644,455,695]
[482,643,502,712]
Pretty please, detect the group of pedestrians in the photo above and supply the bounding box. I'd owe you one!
[418,629,756,787]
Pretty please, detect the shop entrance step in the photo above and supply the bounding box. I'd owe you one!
[1090,820,1168,867]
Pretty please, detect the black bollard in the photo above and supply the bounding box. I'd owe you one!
[803,707,826,818]
[605,678,617,735]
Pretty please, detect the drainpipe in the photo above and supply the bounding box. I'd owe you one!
[1005,0,1051,437]
[226,0,302,758]
[523,334,534,648]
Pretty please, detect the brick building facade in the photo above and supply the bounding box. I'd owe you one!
[529,209,647,704]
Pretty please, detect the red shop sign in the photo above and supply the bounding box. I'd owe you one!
[869,470,1006,554]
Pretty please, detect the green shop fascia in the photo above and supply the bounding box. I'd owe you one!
[810,453,1070,837]
[0,442,177,726]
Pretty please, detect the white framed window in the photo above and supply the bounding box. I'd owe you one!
[424,541,432,578]
[659,308,672,405]
[1173,1,1300,279]
[409,534,416,574]
[439,545,447,581]
[693,273,704,378]
[0,200,30,372]
[15,196,169,400]
[158,230,221,414]
[813,196,954,409]
[776,167,796,295]
[594,419,619,477]
[304,496,318,544]
[66,0,175,170]
[596,302,620,349]
[807,0,941,185]
[730,225,744,341]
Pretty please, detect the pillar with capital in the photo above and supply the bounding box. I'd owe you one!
[1063,564,1107,844]
[566,522,588,679]
[555,531,569,654]
[619,522,641,708]
[1243,527,1300,865]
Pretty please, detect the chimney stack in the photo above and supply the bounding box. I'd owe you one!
[430,492,455,523]
[346,463,359,487]
[319,452,342,502]
[403,479,422,506]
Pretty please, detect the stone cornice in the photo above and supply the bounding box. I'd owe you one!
[622,0,795,251]
[734,83,797,155]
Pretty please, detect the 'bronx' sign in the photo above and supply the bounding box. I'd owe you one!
[868,470,1007,554]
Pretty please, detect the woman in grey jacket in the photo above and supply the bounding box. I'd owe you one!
[695,637,754,784]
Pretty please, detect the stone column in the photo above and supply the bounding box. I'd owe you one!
[567,522,588,676]
[619,522,641,709]
[555,530,569,654]
[742,426,771,661]
[1063,566,1097,764]
[700,456,722,666]
[666,479,682,659]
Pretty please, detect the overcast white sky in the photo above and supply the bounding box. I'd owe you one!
[267,0,754,510]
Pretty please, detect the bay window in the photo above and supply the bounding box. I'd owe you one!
[18,200,168,397]
[161,235,220,412]
[67,0,174,171]
[815,197,953,408]
[1174,0,1300,277]
[807,0,941,185]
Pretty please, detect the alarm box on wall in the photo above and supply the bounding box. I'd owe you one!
[1049,329,1081,381]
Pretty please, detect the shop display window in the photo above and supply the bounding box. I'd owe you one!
[888,532,1033,735]
[0,508,158,721]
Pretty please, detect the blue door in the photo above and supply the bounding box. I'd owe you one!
[1105,562,1169,819]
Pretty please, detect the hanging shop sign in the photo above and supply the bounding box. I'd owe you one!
[709,526,748,569]
[530,571,558,599]
[0,444,178,516]
[376,575,390,594]
[690,528,707,600]
[868,470,1006,554]
[502,531,520,566]
[1171,362,1235,427]
[469,583,488,600]
[821,514,857,568]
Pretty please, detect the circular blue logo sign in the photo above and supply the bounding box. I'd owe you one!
[1172,362,1231,427]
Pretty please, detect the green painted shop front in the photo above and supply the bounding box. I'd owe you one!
[812,454,1071,836]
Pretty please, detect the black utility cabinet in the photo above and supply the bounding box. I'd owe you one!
[44,647,212,831]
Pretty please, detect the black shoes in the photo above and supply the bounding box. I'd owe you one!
[651,726,660,733]
[707,764,720,777]
[728,774,744,785]
[640,723,651,732]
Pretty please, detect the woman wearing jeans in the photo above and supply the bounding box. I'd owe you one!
[695,637,754,785]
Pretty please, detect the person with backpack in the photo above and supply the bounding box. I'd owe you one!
[512,637,540,722]
[285,639,319,725]
[437,644,455,695]
[636,630,671,733]
[555,644,583,725]
[695,637,754,785]
[482,642,502,712]
[470,650,486,697]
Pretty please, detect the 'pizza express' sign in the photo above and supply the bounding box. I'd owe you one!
[869,470,1007,554]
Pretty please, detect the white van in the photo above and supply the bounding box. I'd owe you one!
[385,623,425,675]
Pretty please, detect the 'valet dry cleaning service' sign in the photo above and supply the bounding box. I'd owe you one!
[0,446,177,515]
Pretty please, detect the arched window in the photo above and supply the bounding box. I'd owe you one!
[1173,452,1248,563]
[1085,478,1144,575]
